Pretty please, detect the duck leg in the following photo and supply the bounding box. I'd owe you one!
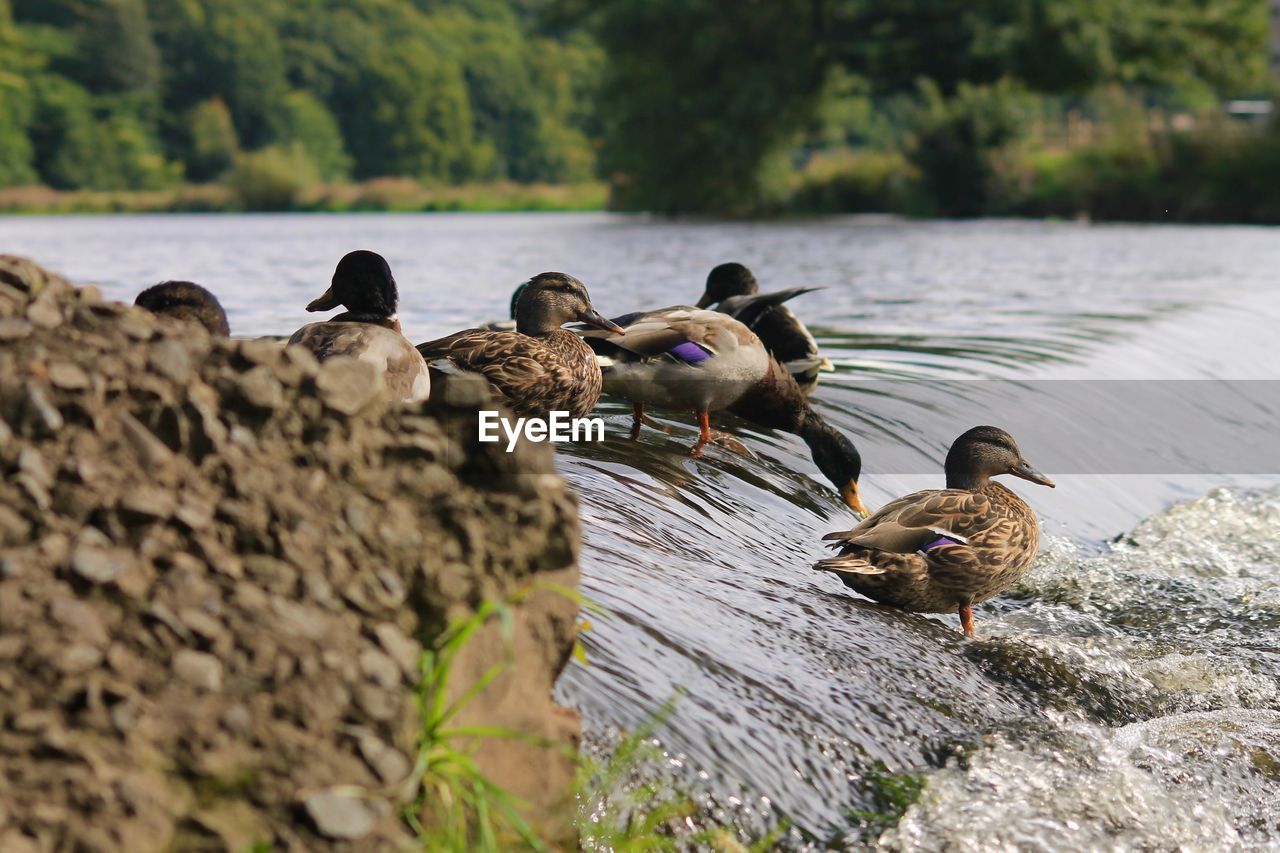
[690,411,751,458]
[629,402,669,440]
[958,602,976,638]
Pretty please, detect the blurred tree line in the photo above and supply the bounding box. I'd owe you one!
[560,0,1268,214]
[0,0,1272,217]
[0,0,600,192]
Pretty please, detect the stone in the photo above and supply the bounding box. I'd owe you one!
[71,543,131,584]
[357,733,411,784]
[47,361,90,390]
[235,366,283,410]
[303,790,378,840]
[0,318,33,341]
[316,357,383,416]
[173,650,222,692]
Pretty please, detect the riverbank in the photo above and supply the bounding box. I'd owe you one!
[0,180,607,216]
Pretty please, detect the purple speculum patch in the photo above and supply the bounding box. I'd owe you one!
[669,341,712,363]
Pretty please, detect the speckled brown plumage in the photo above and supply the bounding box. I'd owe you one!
[417,272,620,420]
[814,425,1054,636]
[417,327,603,419]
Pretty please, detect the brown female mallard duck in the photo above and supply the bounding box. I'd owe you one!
[288,250,431,404]
[580,307,868,515]
[814,426,1054,637]
[696,263,832,394]
[416,273,623,419]
[135,281,230,336]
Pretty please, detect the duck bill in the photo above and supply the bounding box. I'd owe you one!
[841,481,870,517]
[1010,461,1055,488]
[694,294,713,309]
[577,308,625,335]
[306,285,342,312]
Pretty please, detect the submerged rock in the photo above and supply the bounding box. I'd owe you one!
[0,255,582,850]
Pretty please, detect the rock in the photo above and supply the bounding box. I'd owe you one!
[46,361,90,390]
[357,733,412,784]
[304,789,378,840]
[119,486,174,521]
[234,366,283,411]
[70,542,131,584]
[0,256,583,850]
[148,339,192,385]
[0,318,32,341]
[172,650,223,692]
[25,291,63,329]
[316,357,383,416]
[374,623,422,680]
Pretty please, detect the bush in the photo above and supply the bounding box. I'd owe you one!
[226,143,319,211]
[187,97,239,181]
[788,149,911,213]
[906,79,1034,217]
[281,91,351,182]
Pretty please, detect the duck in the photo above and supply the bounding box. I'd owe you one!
[730,357,868,516]
[287,250,430,404]
[416,272,623,419]
[581,307,769,446]
[580,307,868,515]
[695,262,832,394]
[134,281,230,336]
[813,426,1054,637]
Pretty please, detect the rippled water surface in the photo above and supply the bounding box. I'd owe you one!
[5,213,1280,848]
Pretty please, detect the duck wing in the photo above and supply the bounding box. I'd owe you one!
[821,489,996,554]
[578,306,757,362]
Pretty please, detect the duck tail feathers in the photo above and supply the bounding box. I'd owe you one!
[813,554,887,576]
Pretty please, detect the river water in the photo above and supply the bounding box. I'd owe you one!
[4,213,1279,849]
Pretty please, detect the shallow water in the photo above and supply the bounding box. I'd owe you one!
[5,213,1279,848]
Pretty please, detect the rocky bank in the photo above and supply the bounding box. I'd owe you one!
[0,256,582,850]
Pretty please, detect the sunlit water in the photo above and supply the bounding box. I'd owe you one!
[4,213,1279,849]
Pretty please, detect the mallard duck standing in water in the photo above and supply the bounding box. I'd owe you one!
[417,272,623,418]
[814,426,1054,637]
[581,307,770,447]
[135,281,230,336]
[288,250,431,404]
[696,262,833,394]
[581,307,868,515]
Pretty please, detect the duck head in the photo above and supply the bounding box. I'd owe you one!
[944,425,1055,490]
[307,250,399,324]
[515,272,624,336]
[696,262,759,309]
[799,413,868,517]
[135,281,230,336]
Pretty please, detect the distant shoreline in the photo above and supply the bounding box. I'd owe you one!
[0,180,608,216]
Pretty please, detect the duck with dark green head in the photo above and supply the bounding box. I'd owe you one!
[135,281,230,336]
[288,250,430,404]
[696,262,832,394]
[815,425,1055,637]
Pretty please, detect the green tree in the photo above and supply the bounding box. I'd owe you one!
[335,41,481,181]
[0,0,38,185]
[187,96,239,181]
[281,90,351,181]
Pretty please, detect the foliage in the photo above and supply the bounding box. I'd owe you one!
[226,143,318,211]
[5,0,600,192]
[905,78,1035,216]
[405,588,554,851]
[186,97,239,181]
[570,0,1267,213]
